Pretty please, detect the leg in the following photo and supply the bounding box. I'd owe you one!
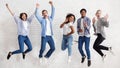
[12,35,25,54]
[99,45,109,50]
[93,34,105,56]
[39,37,47,58]
[45,36,55,58]
[67,36,73,56]
[78,36,85,57]
[24,36,32,54]
[85,37,91,67]
[78,36,86,63]
[84,37,91,60]
[61,36,67,51]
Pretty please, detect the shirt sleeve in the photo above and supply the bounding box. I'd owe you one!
[68,22,73,27]
[101,18,109,27]
[85,18,91,30]
[50,5,55,20]
[27,14,34,24]
[35,8,43,24]
[13,14,21,24]
[77,19,80,33]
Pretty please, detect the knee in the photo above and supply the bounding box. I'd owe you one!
[93,45,97,50]
[40,48,45,52]
[78,46,82,50]
[29,47,32,51]
[85,47,89,51]
[61,47,65,51]
[51,47,55,51]
[20,49,24,53]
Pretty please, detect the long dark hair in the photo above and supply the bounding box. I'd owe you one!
[19,12,28,20]
[66,13,76,23]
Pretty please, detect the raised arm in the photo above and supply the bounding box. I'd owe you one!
[60,18,68,28]
[102,14,109,27]
[27,14,34,23]
[6,4,14,16]
[92,17,96,33]
[49,1,55,20]
[6,3,20,24]
[35,3,43,23]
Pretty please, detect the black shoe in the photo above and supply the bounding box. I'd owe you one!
[88,60,91,67]
[22,53,25,59]
[81,56,86,63]
[7,52,12,60]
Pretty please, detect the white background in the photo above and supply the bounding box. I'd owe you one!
[0,0,120,68]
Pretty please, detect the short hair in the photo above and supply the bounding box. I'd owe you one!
[80,8,87,13]
[19,13,27,20]
[66,13,76,23]
[42,10,48,13]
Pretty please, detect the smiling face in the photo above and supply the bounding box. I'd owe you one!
[96,10,102,18]
[42,10,48,18]
[68,16,75,22]
[80,9,87,18]
[80,10,86,18]
[20,13,27,21]
[66,13,76,23]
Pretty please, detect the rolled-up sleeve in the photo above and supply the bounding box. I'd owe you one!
[101,18,109,27]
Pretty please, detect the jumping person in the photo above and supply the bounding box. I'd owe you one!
[6,4,34,60]
[60,13,75,63]
[92,10,112,61]
[35,1,55,62]
[77,8,91,67]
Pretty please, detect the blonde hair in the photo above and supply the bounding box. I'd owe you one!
[96,10,102,14]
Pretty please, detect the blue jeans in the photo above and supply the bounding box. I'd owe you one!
[61,35,73,56]
[39,36,55,58]
[78,36,91,59]
[12,35,32,54]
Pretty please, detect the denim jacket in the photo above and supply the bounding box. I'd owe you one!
[35,6,55,37]
[77,17,91,37]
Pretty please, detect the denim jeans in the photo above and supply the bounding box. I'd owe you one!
[39,36,55,58]
[12,35,32,54]
[78,36,91,59]
[61,35,73,56]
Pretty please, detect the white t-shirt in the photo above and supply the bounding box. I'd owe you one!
[23,21,28,30]
[63,22,73,35]
[79,18,85,36]
[79,18,90,37]
[22,21,28,35]
[46,19,52,36]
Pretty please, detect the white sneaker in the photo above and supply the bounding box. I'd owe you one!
[43,57,48,63]
[39,58,43,63]
[108,47,114,55]
[102,54,106,61]
[68,56,71,63]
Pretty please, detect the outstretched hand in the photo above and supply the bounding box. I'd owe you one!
[49,1,53,6]
[36,3,40,8]
[5,3,14,16]
[104,14,109,21]
[6,3,8,7]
